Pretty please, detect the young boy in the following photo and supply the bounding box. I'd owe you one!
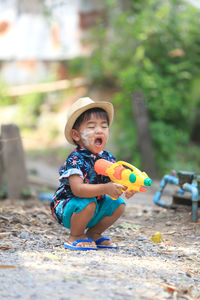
[50,97,135,250]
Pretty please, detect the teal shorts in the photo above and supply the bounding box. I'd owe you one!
[62,195,126,229]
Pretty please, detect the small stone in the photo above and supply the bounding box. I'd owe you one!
[165,221,172,226]
[20,232,30,239]
[186,272,192,277]
[137,234,147,241]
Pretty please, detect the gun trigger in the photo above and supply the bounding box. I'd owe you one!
[113,183,126,193]
[113,183,125,189]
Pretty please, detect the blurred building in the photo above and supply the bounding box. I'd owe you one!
[0,0,105,85]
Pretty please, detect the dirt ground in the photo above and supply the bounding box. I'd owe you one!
[0,173,200,300]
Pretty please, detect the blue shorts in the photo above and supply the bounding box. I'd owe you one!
[62,195,126,229]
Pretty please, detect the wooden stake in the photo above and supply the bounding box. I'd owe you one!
[1,124,28,199]
[0,129,3,190]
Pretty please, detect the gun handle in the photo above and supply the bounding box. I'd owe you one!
[109,183,126,200]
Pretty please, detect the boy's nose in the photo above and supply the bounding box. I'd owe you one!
[95,126,103,133]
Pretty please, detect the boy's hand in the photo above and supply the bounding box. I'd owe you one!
[124,190,137,199]
[104,182,124,199]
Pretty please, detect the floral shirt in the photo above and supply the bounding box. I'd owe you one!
[50,146,116,224]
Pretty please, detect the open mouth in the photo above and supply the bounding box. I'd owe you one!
[95,137,103,146]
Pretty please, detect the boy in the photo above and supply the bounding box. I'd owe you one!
[50,97,135,250]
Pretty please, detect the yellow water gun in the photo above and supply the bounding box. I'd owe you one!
[94,159,152,195]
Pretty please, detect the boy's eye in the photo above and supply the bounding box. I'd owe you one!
[88,127,95,129]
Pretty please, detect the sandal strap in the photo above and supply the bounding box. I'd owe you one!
[95,236,110,245]
[72,238,92,246]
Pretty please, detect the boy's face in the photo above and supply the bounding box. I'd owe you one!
[71,113,109,154]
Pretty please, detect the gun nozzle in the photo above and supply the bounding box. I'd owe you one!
[144,178,153,186]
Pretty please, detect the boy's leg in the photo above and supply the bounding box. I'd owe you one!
[86,203,125,246]
[68,201,97,248]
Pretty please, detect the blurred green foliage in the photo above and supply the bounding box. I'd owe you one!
[67,57,86,76]
[0,81,63,130]
[84,0,200,174]
[16,93,45,128]
[0,81,14,106]
[0,88,46,130]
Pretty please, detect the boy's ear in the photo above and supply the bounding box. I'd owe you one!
[71,129,80,142]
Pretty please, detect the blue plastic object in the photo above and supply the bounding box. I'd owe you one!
[153,175,178,209]
[153,173,199,222]
[182,183,199,222]
[38,192,53,202]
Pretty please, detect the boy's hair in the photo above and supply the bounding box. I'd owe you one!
[72,107,109,130]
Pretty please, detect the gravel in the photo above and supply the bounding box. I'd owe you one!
[0,188,200,300]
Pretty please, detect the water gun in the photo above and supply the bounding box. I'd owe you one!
[94,159,152,197]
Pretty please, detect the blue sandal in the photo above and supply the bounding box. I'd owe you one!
[95,237,118,249]
[64,238,98,251]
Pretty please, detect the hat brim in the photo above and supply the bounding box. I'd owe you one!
[65,101,114,145]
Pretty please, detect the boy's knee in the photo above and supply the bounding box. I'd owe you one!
[115,203,125,216]
[85,201,96,214]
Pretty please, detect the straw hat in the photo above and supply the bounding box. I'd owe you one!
[64,97,114,145]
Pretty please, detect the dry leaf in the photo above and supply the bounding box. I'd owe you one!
[163,283,177,293]
[44,253,60,260]
[0,265,15,269]
[0,245,12,250]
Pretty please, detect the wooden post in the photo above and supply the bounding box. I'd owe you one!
[1,124,28,199]
[131,92,157,178]
[0,128,3,190]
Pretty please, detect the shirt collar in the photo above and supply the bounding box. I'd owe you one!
[76,146,104,159]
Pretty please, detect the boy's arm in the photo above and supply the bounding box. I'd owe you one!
[68,175,123,199]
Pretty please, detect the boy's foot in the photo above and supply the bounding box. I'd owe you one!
[86,232,116,248]
[65,234,97,250]
[95,236,117,249]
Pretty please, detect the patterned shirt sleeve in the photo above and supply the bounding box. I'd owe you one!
[59,151,84,185]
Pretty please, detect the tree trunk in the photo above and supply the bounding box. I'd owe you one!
[131,92,157,178]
